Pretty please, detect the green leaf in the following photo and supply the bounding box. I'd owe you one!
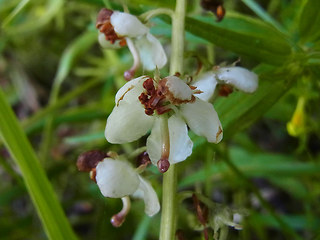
[0,89,78,240]
[241,0,286,33]
[180,147,320,188]
[21,78,103,135]
[299,0,320,42]
[185,14,292,65]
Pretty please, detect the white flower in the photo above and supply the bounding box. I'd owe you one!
[193,66,258,101]
[105,75,223,172]
[96,8,167,77]
[95,157,160,216]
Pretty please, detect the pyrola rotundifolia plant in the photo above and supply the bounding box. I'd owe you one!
[77,2,258,239]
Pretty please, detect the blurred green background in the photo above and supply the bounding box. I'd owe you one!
[0,0,320,239]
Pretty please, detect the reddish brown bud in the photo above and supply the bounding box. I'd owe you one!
[76,150,108,172]
[157,157,170,173]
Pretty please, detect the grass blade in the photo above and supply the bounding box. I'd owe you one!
[0,89,78,240]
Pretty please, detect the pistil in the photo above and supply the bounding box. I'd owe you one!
[124,38,141,80]
[157,117,170,173]
[111,196,131,227]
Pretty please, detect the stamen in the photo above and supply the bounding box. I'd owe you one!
[110,196,131,227]
[124,38,140,81]
[96,8,124,44]
[89,169,97,183]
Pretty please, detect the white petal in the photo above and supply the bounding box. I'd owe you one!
[135,33,167,70]
[216,67,258,93]
[98,33,122,49]
[95,158,140,198]
[111,11,148,38]
[115,76,148,104]
[167,115,193,164]
[192,71,217,101]
[132,176,160,216]
[146,117,161,165]
[180,98,223,143]
[105,101,154,144]
[164,76,193,101]
[146,115,193,165]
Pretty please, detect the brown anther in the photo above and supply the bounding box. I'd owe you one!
[137,151,151,167]
[139,77,170,116]
[96,8,125,44]
[189,85,197,90]
[138,93,148,103]
[157,157,170,173]
[143,78,156,95]
[77,150,108,172]
[218,84,233,96]
[193,90,204,95]
[96,8,113,29]
[111,214,126,227]
[174,72,181,77]
[216,126,223,140]
[145,108,154,115]
[119,39,127,47]
[89,169,97,183]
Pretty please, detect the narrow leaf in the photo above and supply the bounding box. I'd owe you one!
[185,15,292,65]
[299,0,320,42]
[0,89,78,240]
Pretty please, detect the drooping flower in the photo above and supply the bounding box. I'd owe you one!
[96,8,167,80]
[105,75,223,173]
[193,66,259,101]
[76,150,160,223]
[95,158,160,217]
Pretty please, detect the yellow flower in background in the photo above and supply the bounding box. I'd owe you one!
[287,97,306,137]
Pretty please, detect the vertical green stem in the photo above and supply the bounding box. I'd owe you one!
[160,0,185,239]
[169,0,185,76]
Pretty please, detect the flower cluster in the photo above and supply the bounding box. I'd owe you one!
[77,150,160,225]
[77,8,259,225]
[96,8,167,80]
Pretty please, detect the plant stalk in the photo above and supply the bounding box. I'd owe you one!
[159,0,185,239]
